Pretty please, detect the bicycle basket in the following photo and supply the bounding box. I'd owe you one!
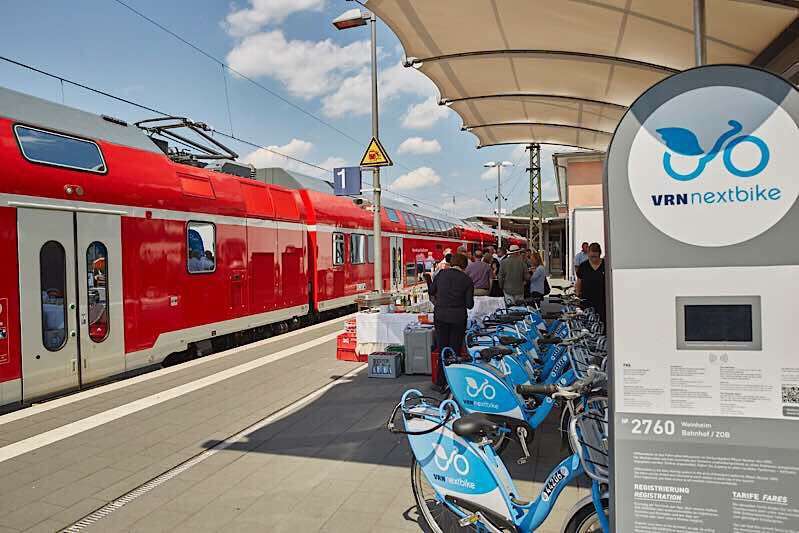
[570,396,609,483]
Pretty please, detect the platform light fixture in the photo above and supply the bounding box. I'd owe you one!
[484,161,514,247]
[333,4,384,293]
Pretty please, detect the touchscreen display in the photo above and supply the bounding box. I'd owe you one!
[684,304,753,343]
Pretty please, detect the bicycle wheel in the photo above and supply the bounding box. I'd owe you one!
[411,457,479,532]
[563,498,609,533]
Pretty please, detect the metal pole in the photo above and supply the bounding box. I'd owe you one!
[535,146,543,255]
[369,12,382,293]
[528,144,534,250]
[497,165,502,248]
[693,0,706,66]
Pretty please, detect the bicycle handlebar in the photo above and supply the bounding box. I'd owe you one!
[516,383,558,397]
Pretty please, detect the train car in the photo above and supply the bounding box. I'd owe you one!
[0,87,524,408]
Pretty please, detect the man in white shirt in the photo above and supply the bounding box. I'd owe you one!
[574,242,589,276]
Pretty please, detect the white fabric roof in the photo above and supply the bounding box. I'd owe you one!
[369,0,799,150]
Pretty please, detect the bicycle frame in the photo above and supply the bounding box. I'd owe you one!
[400,390,605,532]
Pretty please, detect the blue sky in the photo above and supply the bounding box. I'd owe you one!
[0,0,563,216]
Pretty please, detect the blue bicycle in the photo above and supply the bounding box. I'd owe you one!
[388,370,609,532]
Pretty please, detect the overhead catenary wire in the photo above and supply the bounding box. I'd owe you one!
[108,0,472,204]
[0,53,482,216]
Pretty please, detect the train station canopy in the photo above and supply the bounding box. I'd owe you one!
[368,0,799,151]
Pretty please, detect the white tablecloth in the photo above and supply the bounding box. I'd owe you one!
[356,312,425,344]
[467,296,506,322]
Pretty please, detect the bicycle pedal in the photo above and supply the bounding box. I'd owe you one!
[516,457,528,465]
[458,514,481,526]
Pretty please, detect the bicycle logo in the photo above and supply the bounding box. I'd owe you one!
[432,443,470,475]
[656,120,770,181]
[499,359,512,376]
[465,377,496,399]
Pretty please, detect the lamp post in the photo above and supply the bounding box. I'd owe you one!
[484,161,513,248]
[333,7,383,292]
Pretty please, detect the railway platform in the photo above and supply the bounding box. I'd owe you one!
[0,317,584,533]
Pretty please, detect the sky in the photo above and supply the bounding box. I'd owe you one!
[0,0,569,217]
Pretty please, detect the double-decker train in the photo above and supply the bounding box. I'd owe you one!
[0,87,525,408]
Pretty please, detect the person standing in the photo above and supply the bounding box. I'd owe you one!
[498,244,529,305]
[465,252,492,296]
[575,242,606,324]
[429,253,474,392]
[424,251,435,272]
[528,250,547,300]
[574,242,589,277]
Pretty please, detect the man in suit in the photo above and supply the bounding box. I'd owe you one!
[429,253,474,393]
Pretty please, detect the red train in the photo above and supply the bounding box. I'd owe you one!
[0,87,524,408]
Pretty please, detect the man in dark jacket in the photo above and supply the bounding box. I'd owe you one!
[429,253,474,392]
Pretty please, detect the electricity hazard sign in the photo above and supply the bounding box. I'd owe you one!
[360,137,393,167]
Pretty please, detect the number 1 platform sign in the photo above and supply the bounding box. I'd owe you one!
[333,166,362,196]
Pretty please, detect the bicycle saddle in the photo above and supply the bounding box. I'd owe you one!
[537,336,562,346]
[497,335,525,347]
[541,312,562,320]
[478,346,514,361]
[453,414,498,442]
[483,317,518,326]
[470,328,499,337]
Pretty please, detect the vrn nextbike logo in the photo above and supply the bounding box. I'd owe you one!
[432,443,470,475]
[651,120,782,207]
[465,377,496,399]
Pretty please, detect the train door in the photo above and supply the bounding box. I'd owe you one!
[389,236,403,290]
[18,209,124,402]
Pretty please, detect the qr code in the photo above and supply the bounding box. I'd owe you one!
[782,385,799,404]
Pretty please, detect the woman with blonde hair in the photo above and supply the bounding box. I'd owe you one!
[528,250,548,300]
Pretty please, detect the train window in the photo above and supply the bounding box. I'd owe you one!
[385,208,400,223]
[333,233,345,266]
[86,242,110,343]
[40,241,67,352]
[15,125,106,173]
[367,235,375,263]
[401,211,414,229]
[187,222,216,273]
[350,234,367,264]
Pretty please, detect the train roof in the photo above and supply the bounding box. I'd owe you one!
[0,86,163,155]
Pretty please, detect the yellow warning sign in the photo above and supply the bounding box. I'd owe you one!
[360,137,393,167]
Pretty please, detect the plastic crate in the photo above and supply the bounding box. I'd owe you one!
[337,347,367,362]
[337,332,356,350]
[368,352,402,379]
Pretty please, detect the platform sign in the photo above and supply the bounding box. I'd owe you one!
[606,65,799,531]
[333,166,362,196]
[359,137,393,167]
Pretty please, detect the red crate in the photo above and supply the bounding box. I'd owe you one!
[337,347,368,362]
[337,332,356,350]
[344,319,357,333]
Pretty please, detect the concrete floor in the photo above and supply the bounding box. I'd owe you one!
[0,317,585,532]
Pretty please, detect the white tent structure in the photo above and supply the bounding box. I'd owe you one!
[368,0,799,151]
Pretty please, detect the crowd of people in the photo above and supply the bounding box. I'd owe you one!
[428,244,559,391]
[426,241,607,392]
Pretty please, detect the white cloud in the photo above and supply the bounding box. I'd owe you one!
[321,62,437,118]
[402,96,449,129]
[391,167,441,191]
[241,138,344,180]
[438,194,489,217]
[397,137,441,155]
[226,30,370,99]
[225,0,325,37]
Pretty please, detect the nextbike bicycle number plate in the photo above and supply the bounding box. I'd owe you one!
[627,84,799,247]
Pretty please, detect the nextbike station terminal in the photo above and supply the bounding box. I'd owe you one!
[606,65,799,531]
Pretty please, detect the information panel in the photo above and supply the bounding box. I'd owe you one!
[606,65,799,531]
